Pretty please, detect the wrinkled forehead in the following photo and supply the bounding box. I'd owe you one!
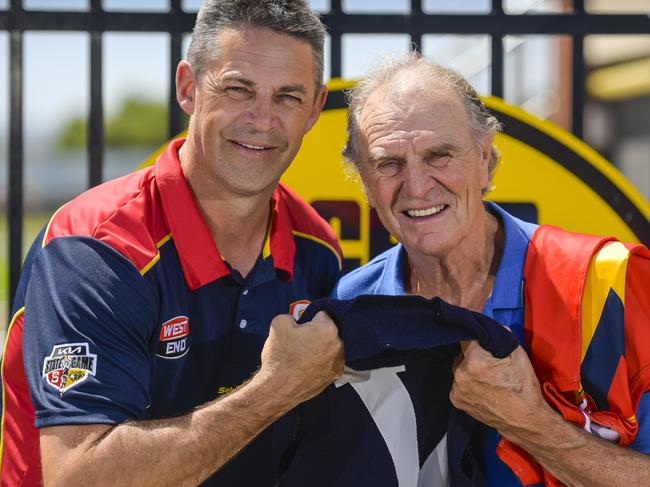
[205,26,317,87]
[357,84,472,152]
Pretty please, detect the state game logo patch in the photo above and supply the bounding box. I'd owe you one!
[156,316,190,359]
[42,343,97,396]
[289,300,311,321]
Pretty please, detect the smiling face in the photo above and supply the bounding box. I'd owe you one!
[177,26,326,198]
[356,78,493,260]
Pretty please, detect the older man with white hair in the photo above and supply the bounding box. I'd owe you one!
[331,51,650,486]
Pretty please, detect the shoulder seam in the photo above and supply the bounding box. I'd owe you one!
[41,235,154,281]
[41,204,69,248]
[293,230,342,270]
[42,182,151,249]
[90,184,150,242]
[43,175,168,276]
[140,233,173,276]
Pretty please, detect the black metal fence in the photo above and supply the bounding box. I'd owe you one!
[2,0,649,308]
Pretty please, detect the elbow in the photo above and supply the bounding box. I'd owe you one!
[40,424,114,486]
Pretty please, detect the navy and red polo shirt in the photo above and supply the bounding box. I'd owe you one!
[0,138,342,486]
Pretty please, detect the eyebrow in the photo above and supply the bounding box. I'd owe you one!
[277,84,308,95]
[367,152,404,166]
[423,142,461,156]
[220,75,255,88]
[366,141,462,165]
[220,75,307,95]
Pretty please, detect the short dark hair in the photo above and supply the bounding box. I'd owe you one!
[187,0,326,90]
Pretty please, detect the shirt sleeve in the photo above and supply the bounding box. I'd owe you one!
[23,236,158,428]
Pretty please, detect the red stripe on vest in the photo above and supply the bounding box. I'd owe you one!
[624,245,650,404]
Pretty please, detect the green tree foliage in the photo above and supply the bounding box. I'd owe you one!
[57,117,87,148]
[57,97,169,149]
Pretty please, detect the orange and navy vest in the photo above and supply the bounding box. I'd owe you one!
[497,224,650,486]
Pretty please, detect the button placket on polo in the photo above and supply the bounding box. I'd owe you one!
[235,284,253,332]
[232,256,279,338]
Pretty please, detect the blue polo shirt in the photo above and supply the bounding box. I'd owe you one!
[334,201,650,486]
[2,138,342,486]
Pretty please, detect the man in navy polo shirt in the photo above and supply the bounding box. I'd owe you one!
[334,52,650,486]
[1,1,344,485]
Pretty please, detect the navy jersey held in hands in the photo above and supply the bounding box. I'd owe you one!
[277,295,519,487]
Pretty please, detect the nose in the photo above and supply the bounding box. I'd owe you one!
[242,94,274,132]
[402,159,433,198]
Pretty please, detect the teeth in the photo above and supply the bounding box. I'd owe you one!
[239,142,267,150]
[406,205,446,218]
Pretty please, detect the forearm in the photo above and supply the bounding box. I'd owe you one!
[451,343,650,486]
[42,371,294,487]
[501,405,650,487]
[42,313,343,486]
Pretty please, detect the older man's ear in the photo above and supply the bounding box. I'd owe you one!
[362,180,376,209]
[479,134,495,192]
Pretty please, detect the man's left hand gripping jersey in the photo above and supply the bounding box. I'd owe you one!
[276,295,519,487]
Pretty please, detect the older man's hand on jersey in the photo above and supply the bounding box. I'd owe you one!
[259,311,345,405]
[450,340,555,440]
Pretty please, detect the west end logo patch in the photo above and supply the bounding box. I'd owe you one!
[156,316,190,359]
[42,343,97,396]
[289,300,311,321]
